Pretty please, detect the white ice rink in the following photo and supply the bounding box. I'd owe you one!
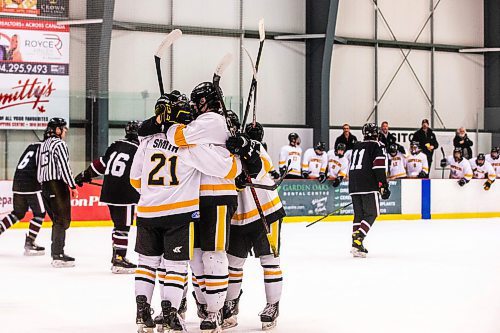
[1,219,500,333]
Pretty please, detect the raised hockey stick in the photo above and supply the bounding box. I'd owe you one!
[305,202,353,228]
[440,147,446,179]
[154,29,182,95]
[240,18,265,132]
[244,160,290,191]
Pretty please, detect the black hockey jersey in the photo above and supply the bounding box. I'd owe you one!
[13,142,42,193]
[348,140,387,194]
[91,139,140,205]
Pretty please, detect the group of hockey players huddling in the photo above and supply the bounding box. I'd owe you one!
[90,82,286,333]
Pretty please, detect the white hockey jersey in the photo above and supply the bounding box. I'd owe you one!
[326,150,348,179]
[388,152,407,179]
[232,147,284,227]
[406,152,429,177]
[485,154,500,178]
[278,145,302,177]
[166,112,237,199]
[130,133,240,221]
[445,156,473,180]
[302,148,327,178]
[469,158,495,181]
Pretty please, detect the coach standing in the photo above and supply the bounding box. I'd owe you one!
[38,118,78,267]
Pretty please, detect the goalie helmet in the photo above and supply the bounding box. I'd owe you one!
[453,147,463,161]
[476,153,486,166]
[410,141,420,155]
[125,120,140,141]
[362,123,379,140]
[388,144,398,157]
[335,143,346,157]
[190,82,221,114]
[314,141,326,152]
[246,122,264,142]
[44,117,67,139]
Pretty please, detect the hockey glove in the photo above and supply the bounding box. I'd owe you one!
[332,176,343,188]
[302,170,311,179]
[269,170,280,180]
[235,172,247,191]
[74,169,92,187]
[226,134,250,156]
[418,171,428,179]
[155,94,171,123]
[318,172,327,183]
[379,182,391,200]
[440,158,447,168]
[483,180,493,191]
[458,178,468,187]
[279,166,287,176]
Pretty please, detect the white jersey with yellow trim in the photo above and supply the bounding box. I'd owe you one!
[445,156,473,180]
[469,158,496,181]
[278,145,302,177]
[388,152,407,179]
[406,152,429,177]
[232,147,284,226]
[326,150,348,179]
[485,154,500,178]
[130,133,240,220]
[302,148,327,178]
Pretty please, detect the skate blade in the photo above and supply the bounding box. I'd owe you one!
[350,247,367,258]
[137,324,155,333]
[201,327,222,333]
[24,249,45,256]
[222,316,238,329]
[111,265,135,274]
[51,260,75,268]
[262,320,277,331]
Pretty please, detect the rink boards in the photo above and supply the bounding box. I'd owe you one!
[0,178,499,227]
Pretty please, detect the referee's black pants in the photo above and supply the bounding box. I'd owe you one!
[42,180,72,256]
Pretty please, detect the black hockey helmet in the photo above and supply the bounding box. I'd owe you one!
[125,120,140,141]
[171,100,195,125]
[314,141,326,152]
[335,142,346,157]
[477,153,486,166]
[190,82,221,114]
[226,110,240,133]
[246,122,264,142]
[453,147,463,161]
[44,117,67,138]
[168,89,188,103]
[491,147,499,159]
[288,132,300,146]
[362,123,379,140]
[410,141,420,154]
[388,144,398,156]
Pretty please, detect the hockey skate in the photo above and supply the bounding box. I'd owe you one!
[136,295,155,333]
[154,298,186,332]
[200,309,223,333]
[192,291,208,319]
[260,302,279,330]
[222,290,243,329]
[111,254,136,274]
[51,253,75,268]
[351,231,368,258]
[24,236,45,256]
[160,300,187,333]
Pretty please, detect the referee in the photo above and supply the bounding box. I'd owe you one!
[38,117,78,267]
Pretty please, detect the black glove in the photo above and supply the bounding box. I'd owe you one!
[458,178,468,187]
[235,172,247,191]
[483,180,493,191]
[380,182,391,199]
[332,176,343,188]
[279,166,287,176]
[226,134,250,156]
[74,170,91,187]
[418,171,427,179]
[155,94,171,123]
[318,173,326,183]
[302,170,311,179]
[269,170,280,180]
[440,158,447,168]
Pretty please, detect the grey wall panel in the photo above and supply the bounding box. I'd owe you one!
[69,0,87,19]
[114,0,171,24]
[173,0,239,29]
[336,0,374,38]
[434,0,483,46]
[69,27,86,121]
[243,0,305,33]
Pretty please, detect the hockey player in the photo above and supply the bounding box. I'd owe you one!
[74,121,141,273]
[349,123,390,258]
[131,100,241,333]
[0,140,46,255]
[278,133,302,179]
[470,153,496,190]
[302,142,328,183]
[406,141,429,178]
[387,144,407,179]
[440,148,473,186]
[223,122,285,331]
[485,147,500,178]
[326,143,349,187]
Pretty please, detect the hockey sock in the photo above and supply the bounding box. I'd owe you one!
[26,216,43,240]
[189,248,207,304]
[202,250,229,312]
[135,254,161,304]
[161,258,189,310]
[226,254,245,301]
[157,265,166,299]
[260,254,283,304]
[112,227,130,257]
[0,214,19,235]
[352,221,361,233]
[357,220,372,237]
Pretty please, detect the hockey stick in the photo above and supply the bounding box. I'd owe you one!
[212,53,278,257]
[154,29,182,95]
[440,147,446,179]
[244,160,290,191]
[305,202,353,228]
[240,18,265,132]
[89,181,102,187]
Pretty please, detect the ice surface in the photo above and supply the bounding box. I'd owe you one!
[1,219,500,333]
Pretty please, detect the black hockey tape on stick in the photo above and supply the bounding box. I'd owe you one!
[305,202,353,228]
[154,29,182,95]
[440,147,446,179]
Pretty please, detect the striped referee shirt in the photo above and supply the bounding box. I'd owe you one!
[37,137,77,189]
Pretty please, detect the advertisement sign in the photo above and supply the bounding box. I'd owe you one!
[0,0,68,18]
[0,18,69,129]
[278,179,402,216]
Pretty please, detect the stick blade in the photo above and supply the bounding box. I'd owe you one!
[214,52,234,77]
[241,46,257,78]
[258,18,265,41]
[155,29,182,58]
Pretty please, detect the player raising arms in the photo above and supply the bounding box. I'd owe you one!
[74,121,141,273]
[349,123,390,258]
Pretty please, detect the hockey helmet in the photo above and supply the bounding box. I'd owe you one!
[245,122,264,142]
[168,89,188,103]
[44,117,67,138]
[314,141,326,153]
[453,147,463,161]
[362,123,379,140]
[388,144,398,157]
[410,141,420,154]
[335,143,346,157]
[288,132,300,146]
[125,120,141,140]
[190,82,222,114]
[171,100,195,125]
[476,153,486,166]
[491,147,499,159]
